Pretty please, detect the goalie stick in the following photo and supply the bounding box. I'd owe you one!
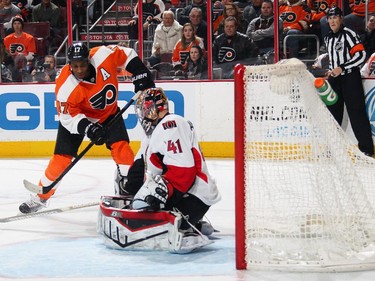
[23,91,142,195]
[0,201,98,223]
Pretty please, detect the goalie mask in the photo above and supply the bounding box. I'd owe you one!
[135,88,168,135]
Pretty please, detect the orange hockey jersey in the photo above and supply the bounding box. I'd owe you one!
[349,0,375,16]
[279,1,312,31]
[172,37,205,66]
[3,32,36,56]
[307,0,337,22]
[55,45,138,134]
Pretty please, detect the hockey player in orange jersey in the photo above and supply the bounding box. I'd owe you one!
[19,42,155,214]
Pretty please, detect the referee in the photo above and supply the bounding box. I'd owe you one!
[324,7,374,157]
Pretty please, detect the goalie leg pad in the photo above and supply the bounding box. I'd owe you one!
[97,196,213,253]
[98,196,178,251]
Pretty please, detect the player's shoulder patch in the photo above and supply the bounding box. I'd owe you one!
[162,120,177,130]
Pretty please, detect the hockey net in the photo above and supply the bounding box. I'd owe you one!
[234,59,375,272]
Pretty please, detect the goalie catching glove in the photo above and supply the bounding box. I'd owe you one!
[85,122,107,145]
[132,173,169,211]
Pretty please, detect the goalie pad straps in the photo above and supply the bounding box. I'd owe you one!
[132,173,169,210]
[168,209,213,254]
[113,164,130,196]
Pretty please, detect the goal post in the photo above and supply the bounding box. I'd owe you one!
[234,60,375,272]
[234,63,247,270]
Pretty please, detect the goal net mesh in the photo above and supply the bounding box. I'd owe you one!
[235,59,375,271]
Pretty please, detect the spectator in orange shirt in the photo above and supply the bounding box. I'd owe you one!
[4,15,36,61]
[280,0,312,58]
[307,0,337,43]
[172,22,205,71]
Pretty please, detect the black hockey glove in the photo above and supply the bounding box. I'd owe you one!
[85,123,107,145]
[126,56,155,92]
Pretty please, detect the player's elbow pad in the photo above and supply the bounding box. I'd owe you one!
[127,57,155,92]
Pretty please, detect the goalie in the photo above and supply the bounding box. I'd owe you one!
[98,88,221,253]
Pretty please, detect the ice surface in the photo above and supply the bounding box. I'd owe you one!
[0,159,374,281]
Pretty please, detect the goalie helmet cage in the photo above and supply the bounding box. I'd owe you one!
[234,60,375,272]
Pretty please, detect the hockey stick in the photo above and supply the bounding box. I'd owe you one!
[23,91,142,194]
[0,201,98,223]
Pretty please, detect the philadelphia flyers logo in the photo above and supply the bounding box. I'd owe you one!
[89,84,117,110]
[315,1,329,12]
[179,51,189,64]
[281,12,297,23]
[9,43,24,54]
[218,47,236,62]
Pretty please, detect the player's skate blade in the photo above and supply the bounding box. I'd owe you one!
[19,196,47,214]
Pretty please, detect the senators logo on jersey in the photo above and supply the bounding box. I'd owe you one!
[162,120,177,130]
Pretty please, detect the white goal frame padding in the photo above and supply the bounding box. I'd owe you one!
[234,60,375,272]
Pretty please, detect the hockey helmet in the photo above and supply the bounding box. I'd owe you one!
[327,7,343,17]
[67,42,89,62]
[135,88,168,135]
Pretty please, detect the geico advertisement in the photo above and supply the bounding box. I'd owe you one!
[0,83,193,141]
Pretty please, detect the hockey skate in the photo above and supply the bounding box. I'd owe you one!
[19,195,47,214]
[169,229,213,254]
[195,220,216,236]
[168,215,213,254]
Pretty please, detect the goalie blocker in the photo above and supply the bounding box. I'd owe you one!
[97,196,213,254]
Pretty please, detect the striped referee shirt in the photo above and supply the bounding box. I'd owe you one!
[324,26,366,75]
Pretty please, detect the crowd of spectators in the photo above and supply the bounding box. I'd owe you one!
[1,0,375,82]
[158,0,374,79]
[0,0,67,82]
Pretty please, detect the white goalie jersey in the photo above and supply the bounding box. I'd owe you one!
[138,113,221,206]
